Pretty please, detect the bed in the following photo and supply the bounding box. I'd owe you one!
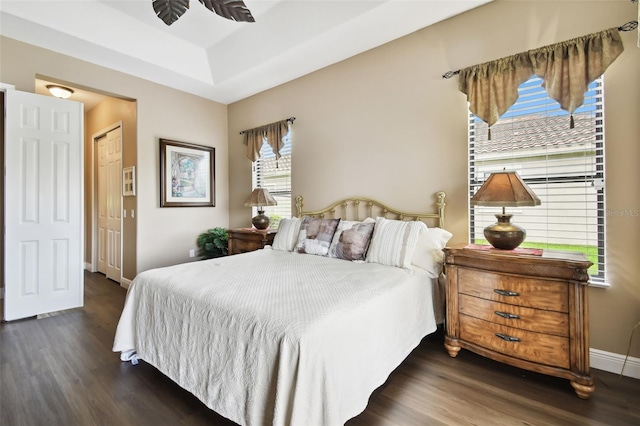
[113,192,451,426]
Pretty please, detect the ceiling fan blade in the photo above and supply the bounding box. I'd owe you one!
[199,0,255,23]
[153,0,190,26]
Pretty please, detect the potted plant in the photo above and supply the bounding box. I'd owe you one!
[196,227,229,259]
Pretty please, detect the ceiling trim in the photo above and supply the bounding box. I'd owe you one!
[1,0,493,104]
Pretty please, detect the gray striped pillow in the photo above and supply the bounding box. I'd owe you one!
[366,217,427,269]
[272,217,302,251]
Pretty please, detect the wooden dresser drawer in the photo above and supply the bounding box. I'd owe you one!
[459,294,569,337]
[232,238,262,254]
[458,268,568,312]
[227,228,276,255]
[444,246,593,398]
[459,315,570,369]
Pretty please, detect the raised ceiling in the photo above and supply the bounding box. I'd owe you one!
[0,0,492,105]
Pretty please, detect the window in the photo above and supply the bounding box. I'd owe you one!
[469,76,605,282]
[252,132,292,228]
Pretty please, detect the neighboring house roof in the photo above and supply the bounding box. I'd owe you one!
[258,155,291,174]
[473,114,597,154]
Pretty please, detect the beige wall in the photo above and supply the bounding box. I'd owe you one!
[0,37,230,276]
[85,97,137,281]
[228,1,640,357]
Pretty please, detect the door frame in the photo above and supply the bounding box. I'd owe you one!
[89,121,122,274]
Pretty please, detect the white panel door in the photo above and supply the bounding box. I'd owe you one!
[97,135,107,274]
[96,127,121,282]
[4,89,84,321]
[105,128,122,282]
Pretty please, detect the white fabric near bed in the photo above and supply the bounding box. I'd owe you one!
[113,249,440,426]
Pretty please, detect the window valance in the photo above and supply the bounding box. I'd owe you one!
[241,117,295,162]
[457,27,624,135]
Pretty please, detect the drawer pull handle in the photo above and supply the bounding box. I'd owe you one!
[494,289,520,297]
[495,311,520,320]
[495,333,521,342]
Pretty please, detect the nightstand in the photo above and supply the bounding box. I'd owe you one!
[443,244,594,398]
[227,228,277,255]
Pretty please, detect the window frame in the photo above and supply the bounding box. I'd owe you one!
[251,131,292,228]
[468,76,606,285]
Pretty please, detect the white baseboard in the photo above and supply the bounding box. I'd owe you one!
[121,277,132,290]
[590,348,640,379]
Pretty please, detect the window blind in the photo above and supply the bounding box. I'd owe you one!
[252,133,292,227]
[469,76,605,282]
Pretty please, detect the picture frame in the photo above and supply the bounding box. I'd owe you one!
[159,139,215,207]
[123,166,136,196]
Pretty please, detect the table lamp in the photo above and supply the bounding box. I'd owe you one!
[471,170,541,250]
[244,188,278,229]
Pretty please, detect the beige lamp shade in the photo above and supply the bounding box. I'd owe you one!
[471,171,540,250]
[244,187,278,208]
[471,171,541,207]
[244,188,277,229]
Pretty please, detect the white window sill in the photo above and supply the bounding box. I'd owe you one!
[588,280,610,288]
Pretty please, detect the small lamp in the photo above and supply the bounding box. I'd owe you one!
[244,187,277,229]
[46,85,74,99]
[471,170,541,250]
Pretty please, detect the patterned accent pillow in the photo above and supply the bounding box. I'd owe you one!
[294,216,341,256]
[272,217,302,251]
[366,217,427,269]
[328,219,375,261]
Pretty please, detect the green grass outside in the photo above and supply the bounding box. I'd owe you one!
[474,239,599,275]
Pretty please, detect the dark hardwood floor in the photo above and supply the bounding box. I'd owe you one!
[1,271,638,426]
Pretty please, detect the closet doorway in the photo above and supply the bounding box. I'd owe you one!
[93,124,122,283]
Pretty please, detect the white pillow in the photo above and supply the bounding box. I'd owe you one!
[366,217,427,269]
[272,217,302,251]
[411,227,453,278]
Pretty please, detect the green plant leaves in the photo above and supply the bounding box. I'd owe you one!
[197,227,229,258]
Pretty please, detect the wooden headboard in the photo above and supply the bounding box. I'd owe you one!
[295,191,446,229]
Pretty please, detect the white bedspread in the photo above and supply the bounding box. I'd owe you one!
[113,249,439,426]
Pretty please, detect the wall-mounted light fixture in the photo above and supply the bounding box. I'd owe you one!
[46,84,74,99]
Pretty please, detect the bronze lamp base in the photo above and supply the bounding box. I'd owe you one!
[484,213,526,250]
[251,210,270,230]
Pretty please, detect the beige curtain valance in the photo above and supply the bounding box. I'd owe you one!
[458,27,624,134]
[242,119,292,162]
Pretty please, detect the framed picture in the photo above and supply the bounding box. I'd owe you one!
[123,166,136,196]
[159,139,215,207]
